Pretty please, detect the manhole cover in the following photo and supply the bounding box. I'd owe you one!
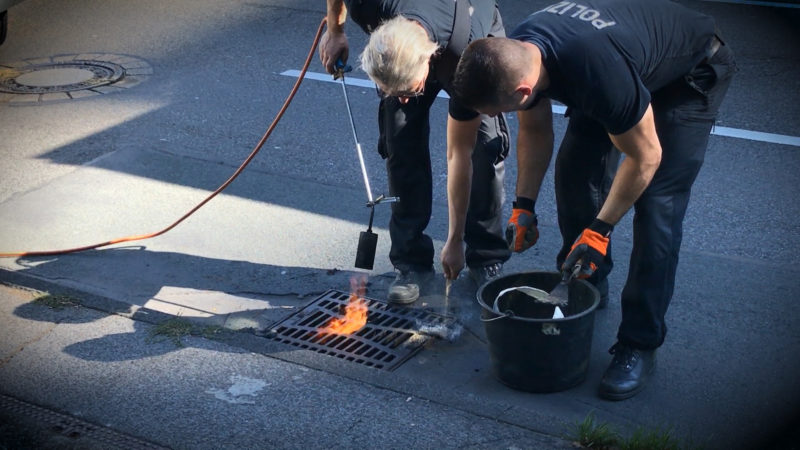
[0,60,124,93]
[268,289,455,371]
[0,53,152,103]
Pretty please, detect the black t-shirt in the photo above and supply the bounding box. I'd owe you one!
[510,0,715,134]
[345,0,503,120]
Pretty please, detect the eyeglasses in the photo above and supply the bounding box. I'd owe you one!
[377,86,425,99]
[391,87,425,98]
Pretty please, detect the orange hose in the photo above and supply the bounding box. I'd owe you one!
[0,17,329,258]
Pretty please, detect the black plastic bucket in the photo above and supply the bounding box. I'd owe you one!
[477,271,600,393]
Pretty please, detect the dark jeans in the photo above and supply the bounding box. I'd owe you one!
[377,90,511,272]
[554,43,737,349]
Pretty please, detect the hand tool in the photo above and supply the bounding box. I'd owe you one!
[334,60,398,270]
[541,263,582,307]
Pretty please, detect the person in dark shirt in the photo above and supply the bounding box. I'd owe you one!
[451,0,736,400]
[320,0,511,304]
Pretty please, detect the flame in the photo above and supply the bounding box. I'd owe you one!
[319,275,368,335]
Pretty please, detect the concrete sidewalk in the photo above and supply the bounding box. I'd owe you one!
[0,278,576,449]
[0,147,798,449]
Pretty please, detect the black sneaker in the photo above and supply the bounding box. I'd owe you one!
[598,343,656,401]
[388,270,432,305]
[468,262,503,289]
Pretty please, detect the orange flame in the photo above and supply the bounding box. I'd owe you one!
[319,275,368,335]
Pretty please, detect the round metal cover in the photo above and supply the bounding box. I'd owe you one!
[0,54,152,102]
[0,60,124,94]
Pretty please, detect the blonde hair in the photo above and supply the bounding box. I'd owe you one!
[359,16,439,94]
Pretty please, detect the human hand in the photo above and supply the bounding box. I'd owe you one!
[505,207,538,252]
[319,30,349,75]
[441,238,465,281]
[562,220,612,279]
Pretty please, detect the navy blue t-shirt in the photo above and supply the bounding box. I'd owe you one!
[345,0,504,120]
[510,0,715,134]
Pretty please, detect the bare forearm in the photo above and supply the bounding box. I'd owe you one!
[601,104,662,225]
[445,116,481,241]
[596,156,656,225]
[516,128,553,201]
[326,0,346,32]
[515,102,554,202]
[447,153,472,241]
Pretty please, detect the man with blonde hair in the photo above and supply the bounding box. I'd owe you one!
[321,0,511,304]
[452,0,736,399]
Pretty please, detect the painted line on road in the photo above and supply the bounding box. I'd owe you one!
[699,0,800,8]
[281,69,800,147]
[281,69,449,99]
[710,126,800,146]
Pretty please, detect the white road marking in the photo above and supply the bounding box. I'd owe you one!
[699,0,800,8]
[281,70,800,147]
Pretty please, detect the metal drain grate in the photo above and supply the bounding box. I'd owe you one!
[268,289,454,370]
[0,393,168,449]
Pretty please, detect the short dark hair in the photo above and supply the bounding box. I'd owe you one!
[452,37,528,111]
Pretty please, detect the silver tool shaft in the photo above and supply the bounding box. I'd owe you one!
[338,71,374,204]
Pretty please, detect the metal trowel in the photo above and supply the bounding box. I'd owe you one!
[541,264,582,306]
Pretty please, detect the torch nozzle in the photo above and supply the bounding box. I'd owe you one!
[367,194,399,207]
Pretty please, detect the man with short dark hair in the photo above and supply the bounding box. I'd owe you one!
[451,0,736,400]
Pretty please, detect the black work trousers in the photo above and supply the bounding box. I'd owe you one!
[377,90,511,273]
[554,43,736,350]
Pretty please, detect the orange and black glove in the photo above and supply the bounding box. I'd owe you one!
[505,197,538,252]
[562,218,613,279]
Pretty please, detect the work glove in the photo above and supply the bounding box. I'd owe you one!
[505,198,538,253]
[562,218,613,279]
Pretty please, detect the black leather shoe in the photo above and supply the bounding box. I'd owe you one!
[598,343,656,401]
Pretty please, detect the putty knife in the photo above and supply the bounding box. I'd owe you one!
[541,264,581,306]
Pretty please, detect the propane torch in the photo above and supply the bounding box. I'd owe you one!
[334,61,398,270]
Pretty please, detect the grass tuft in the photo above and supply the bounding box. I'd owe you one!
[147,318,194,347]
[147,318,226,347]
[570,412,619,449]
[568,413,701,450]
[617,426,682,450]
[33,294,80,310]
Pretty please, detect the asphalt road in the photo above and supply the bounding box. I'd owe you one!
[1,0,798,260]
[1,0,799,448]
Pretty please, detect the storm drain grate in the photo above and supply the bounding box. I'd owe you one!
[0,393,168,449]
[267,289,455,371]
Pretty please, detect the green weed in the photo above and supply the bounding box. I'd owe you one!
[147,318,225,347]
[617,426,683,450]
[568,413,701,450]
[570,412,620,449]
[33,294,80,310]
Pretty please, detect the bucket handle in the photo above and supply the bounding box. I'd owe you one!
[482,285,549,321]
[480,310,515,322]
